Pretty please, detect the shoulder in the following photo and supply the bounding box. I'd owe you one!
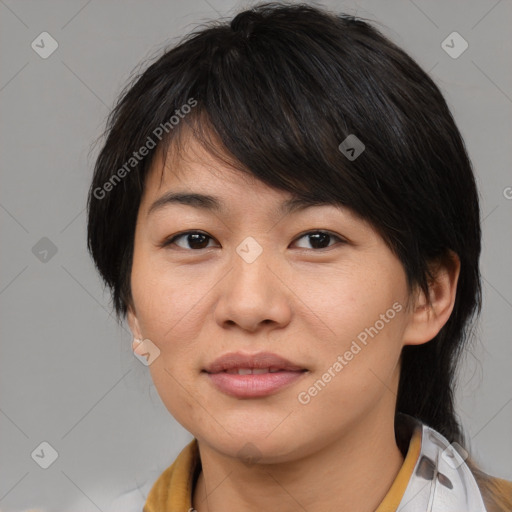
[473,469,512,512]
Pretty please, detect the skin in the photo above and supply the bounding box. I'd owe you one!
[127,133,460,512]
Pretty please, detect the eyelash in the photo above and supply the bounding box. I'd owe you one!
[160,230,346,251]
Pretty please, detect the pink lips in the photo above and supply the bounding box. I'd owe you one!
[203,352,308,398]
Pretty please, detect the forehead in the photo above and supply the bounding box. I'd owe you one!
[139,134,305,214]
[137,130,367,229]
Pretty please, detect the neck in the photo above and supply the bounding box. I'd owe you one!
[192,408,405,512]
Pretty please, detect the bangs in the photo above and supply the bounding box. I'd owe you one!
[155,107,348,205]
[148,28,386,222]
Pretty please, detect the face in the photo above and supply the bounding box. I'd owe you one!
[127,134,416,463]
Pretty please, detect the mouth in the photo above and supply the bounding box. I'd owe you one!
[202,352,308,398]
[203,351,306,373]
[220,367,297,374]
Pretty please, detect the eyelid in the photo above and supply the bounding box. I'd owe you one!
[160,229,348,250]
[292,229,346,242]
[291,230,347,249]
[159,230,218,249]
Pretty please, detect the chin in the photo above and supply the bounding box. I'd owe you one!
[197,426,310,465]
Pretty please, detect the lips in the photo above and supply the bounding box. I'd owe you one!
[203,352,306,374]
[203,352,308,398]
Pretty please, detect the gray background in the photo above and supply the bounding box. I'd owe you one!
[1,0,511,510]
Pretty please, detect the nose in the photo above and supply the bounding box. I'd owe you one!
[213,241,292,333]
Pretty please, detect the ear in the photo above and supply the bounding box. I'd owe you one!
[402,251,460,346]
[127,306,143,348]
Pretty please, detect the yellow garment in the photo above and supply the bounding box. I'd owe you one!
[374,424,422,512]
[143,428,422,512]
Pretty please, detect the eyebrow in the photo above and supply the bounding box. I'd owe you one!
[146,191,336,218]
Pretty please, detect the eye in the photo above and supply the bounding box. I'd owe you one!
[292,230,345,250]
[161,229,345,251]
[161,231,218,250]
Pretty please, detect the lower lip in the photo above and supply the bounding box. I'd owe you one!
[205,370,307,398]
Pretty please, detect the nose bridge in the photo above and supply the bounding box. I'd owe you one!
[235,235,266,267]
[231,235,274,299]
[214,234,291,331]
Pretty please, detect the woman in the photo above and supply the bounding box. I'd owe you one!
[87,3,512,511]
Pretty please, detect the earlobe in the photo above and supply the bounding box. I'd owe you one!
[127,306,143,341]
[402,251,461,346]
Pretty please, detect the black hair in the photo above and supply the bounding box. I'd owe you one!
[87,2,481,451]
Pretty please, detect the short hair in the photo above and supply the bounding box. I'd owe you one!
[87,2,481,444]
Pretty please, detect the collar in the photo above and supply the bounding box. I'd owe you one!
[394,414,488,511]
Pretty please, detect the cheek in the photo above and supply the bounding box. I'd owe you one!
[292,264,405,344]
[148,359,204,431]
[130,255,208,344]
[293,266,406,397]
[297,319,404,426]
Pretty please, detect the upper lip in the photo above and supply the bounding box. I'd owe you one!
[203,352,306,374]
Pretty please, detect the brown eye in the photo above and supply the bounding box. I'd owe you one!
[293,231,344,250]
[163,231,216,250]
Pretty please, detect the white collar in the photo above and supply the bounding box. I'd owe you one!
[396,414,487,511]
